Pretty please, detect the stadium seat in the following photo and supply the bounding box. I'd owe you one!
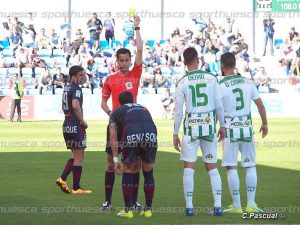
[1,88,11,95]
[274,39,283,48]
[147,40,155,48]
[52,49,64,57]
[111,40,120,49]
[160,66,172,75]
[141,88,156,94]
[94,57,106,67]
[0,68,8,77]
[34,67,46,77]
[7,68,19,76]
[123,39,130,48]
[171,67,185,75]
[156,87,166,94]
[39,49,51,57]
[100,40,109,49]
[54,57,66,68]
[97,67,109,78]
[27,89,38,95]
[3,49,14,57]
[61,67,69,75]
[54,88,63,95]
[4,57,16,66]
[160,40,166,45]
[24,78,35,89]
[21,68,33,78]
[103,49,114,58]
[42,57,54,67]
[0,39,10,49]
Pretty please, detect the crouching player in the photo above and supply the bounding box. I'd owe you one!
[109,91,157,218]
[56,65,92,194]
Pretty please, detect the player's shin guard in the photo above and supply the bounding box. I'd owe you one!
[246,167,257,208]
[105,171,115,203]
[227,169,241,208]
[208,168,222,207]
[132,172,140,204]
[122,173,133,212]
[143,169,155,210]
[61,158,74,181]
[183,168,194,209]
[72,166,82,190]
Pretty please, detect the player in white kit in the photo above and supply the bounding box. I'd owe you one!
[219,52,268,214]
[173,47,226,216]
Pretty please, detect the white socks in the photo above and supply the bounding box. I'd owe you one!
[208,168,222,207]
[227,169,241,208]
[183,168,194,208]
[246,167,257,208]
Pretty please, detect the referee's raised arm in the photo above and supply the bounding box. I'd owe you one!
[133,15,142,66]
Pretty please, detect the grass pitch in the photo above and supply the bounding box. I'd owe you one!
[0,118,299,224]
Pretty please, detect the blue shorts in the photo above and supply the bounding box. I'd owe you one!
[63,121,86,149]
[120,126,157,164]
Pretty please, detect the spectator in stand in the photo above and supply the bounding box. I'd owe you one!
[22,27,35,48]
[167,45,180,67]
[103,12,115,45]
[11,17,24,34]
[16,47,30,77]
[49,29,60,57]
[199,55,210,72]
[10,27,22,56]
[255,66,271,91]
[289,27,299,41]
[192,17,208,39]
[291,52,300,76]
[171,27,181,46]
[38,68,52,95]
[36,28,49,50]
[85,58,98,94]
[52,67,68,95]
[224,16,235,34]
[153,66,168,91]
[143,47,155,67]
[263,13,275,56]
[87,13,103,47]
[161,88,175,119]
[73,28,84,55]
[25,13,36,39]
[31,49,47,77]
[155,49,167,66]
[62,38,74,67]
[90,39,101,57]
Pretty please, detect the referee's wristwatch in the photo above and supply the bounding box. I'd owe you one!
[134,26,140,31]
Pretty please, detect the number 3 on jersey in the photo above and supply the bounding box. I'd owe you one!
[62,92,69,110]
[232,88,244,110]
[188,83,208,107]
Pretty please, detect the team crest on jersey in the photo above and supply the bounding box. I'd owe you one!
[125,81,133,89]
[76,90,81,97]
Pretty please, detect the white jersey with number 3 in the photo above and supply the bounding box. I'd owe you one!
[219,74,260,118]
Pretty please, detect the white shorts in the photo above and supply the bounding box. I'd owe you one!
[222,138,256,167]
[180,134,218,163]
